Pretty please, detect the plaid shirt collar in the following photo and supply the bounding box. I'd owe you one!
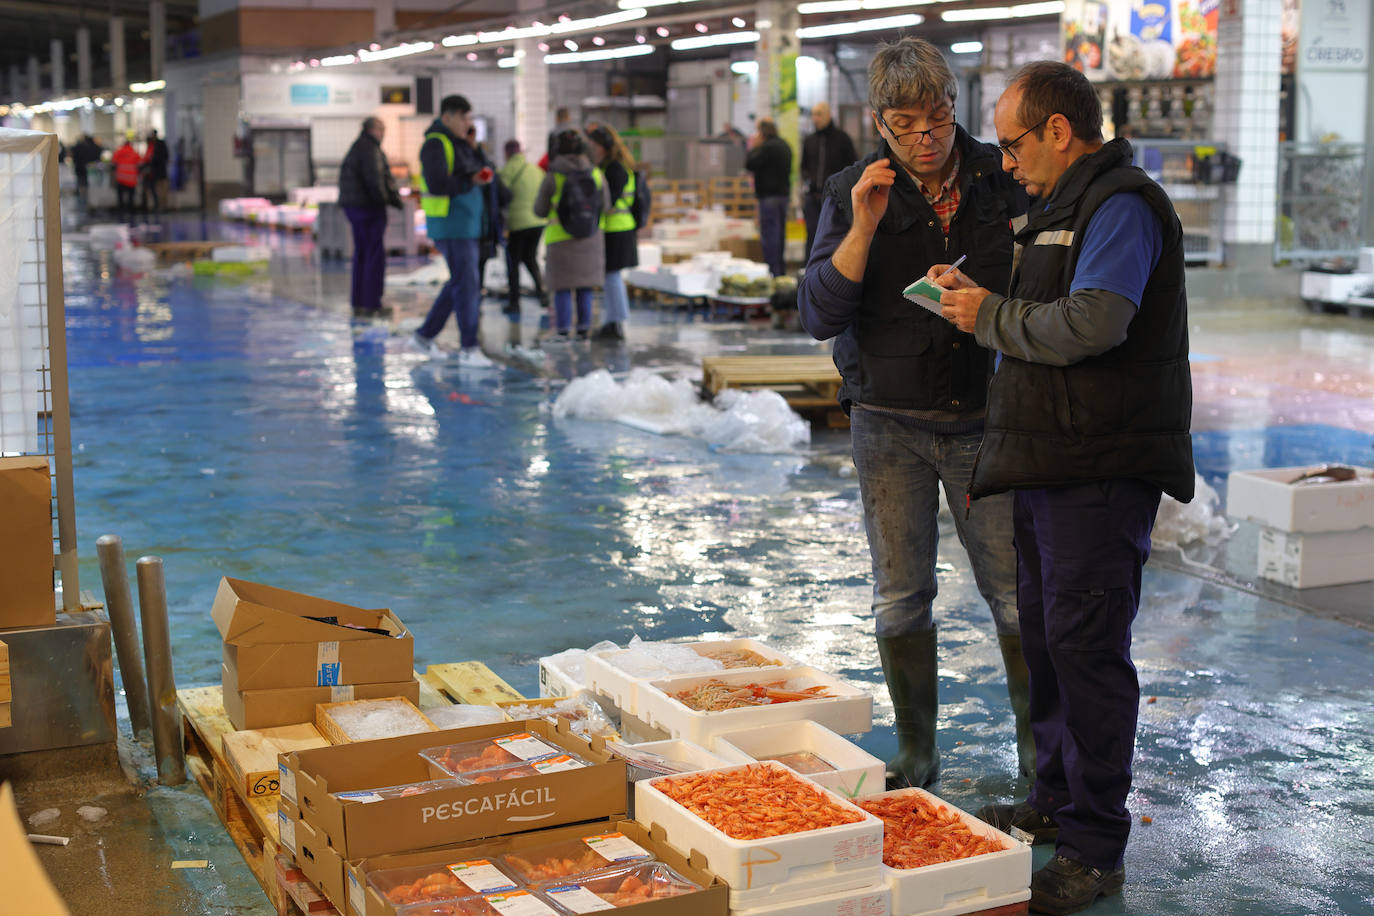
[916,149,961,231]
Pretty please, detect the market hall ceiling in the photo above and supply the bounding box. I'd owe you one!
[0,0,199,87]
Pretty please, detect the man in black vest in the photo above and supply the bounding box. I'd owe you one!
[933,61,1195,915]
[800,102,857,261]
[798,37,1033,793]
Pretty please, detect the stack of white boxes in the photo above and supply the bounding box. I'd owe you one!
[1227,465,1374,588]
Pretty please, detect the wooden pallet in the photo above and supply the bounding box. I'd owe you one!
[707,176,757,219]
[702,354,846,427]
[144,240,235,265]
[425,662,525,706]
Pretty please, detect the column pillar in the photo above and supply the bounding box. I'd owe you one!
[754,1,800,180]
[375,0,397,39]
[51,40,65,98]
[77,27,92,96]
[110,16,127,92]
[512,0,549,156]
[27,55,40,100]
[8,65,21,101]
[149,0,166,80]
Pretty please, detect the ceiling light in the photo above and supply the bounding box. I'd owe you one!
[321,54,356,66]
[730,60,758,74]
[309,59,321,67]
[796,13,920,38]
[538,42,550,51]
[498,56,520,68]
[564,39,578,50]
[129,79,165,93]
[592,36,606,45]
[732,16,746,27]
[443,34,477,47]
[942,1,1064,22]
[466,52,478,60]
[369,43,381,51]
[656,26,670,37]
[617,0,703,8]
[545,44,657,64]
[695,22,709,32]
[670,30,759,50]
[359,41,434,61]
[950,41,983,54]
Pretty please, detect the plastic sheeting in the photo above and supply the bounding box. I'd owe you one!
[552,368,811,454]
[0,136,44,454]
[1154,474,1235,550]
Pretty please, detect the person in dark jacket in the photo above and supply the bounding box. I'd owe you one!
[934,62,1193,915]
[470,129,510,302]
[72,134,102,203]
[338,117,402,320]
[797,37,1033,795]
[744,118,793,276]
[800,102,857,261]
[141,129,170,212]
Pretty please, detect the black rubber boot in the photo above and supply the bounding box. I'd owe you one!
[876,628,940,790]
[998,632,1036,781]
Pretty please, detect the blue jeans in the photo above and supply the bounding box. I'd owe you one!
[553,288,593,333]
[344,206,387,313]
[602,270,629,324]
[418,237,480,348]
[850,406,1018,638]
[757,195,788,277]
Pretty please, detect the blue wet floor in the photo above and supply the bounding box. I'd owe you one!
[61,217,1374,915]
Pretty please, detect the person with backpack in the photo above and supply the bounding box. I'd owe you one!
[585,123,640,341]
[533,130,610,341]
[413,95,496,366]
[498,140,548,318]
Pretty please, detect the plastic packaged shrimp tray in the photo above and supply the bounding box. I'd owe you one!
[712,719,886,800]
[584,638,801,718]
[634,762,885,905]
[635,666,873,747]
[854,788,1030,916]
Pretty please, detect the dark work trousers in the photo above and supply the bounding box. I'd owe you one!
[803,190,825,263]
[344,205,388,314]
[115,183,137,220]
[505,226,545,312]
[757,194,789,277]
[1015,478,1161,872]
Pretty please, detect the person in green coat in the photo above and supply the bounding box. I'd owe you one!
[498,140,548,318]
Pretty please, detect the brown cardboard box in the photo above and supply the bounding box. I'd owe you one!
[721,237,764,262]
[285,719,627,860]
[213,577,413,689]
[0,457,55,629]
[222,664,420,731]
[346,818,730,916]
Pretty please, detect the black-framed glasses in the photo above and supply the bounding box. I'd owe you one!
[999,116,1051,162]
[877,112,957,147]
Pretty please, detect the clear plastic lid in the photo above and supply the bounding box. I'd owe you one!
[398,890,561,915]
[452,753,590,785]
[760,751,836,775]
[333,778,462,805]
[420,733,565,777]
[536,862,700,912]
[369,859,521,905]
[500,832,653,884]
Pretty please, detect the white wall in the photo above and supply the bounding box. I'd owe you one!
[436,66,515,157]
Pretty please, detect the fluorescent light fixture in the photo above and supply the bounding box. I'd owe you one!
[321,54,357,66]
[551,8,646,32]
[443,34,478,47]
[797,13,920,38]
[129,80,165,92]
[497,56,520,67]
[951,41,984,53]
[358,41,434,61]
[799,0,930,10]
[617,0,702,8]
[730,60,758,74]
[564,39,578,50]
[545,43,656,64]
[942,1,1064,21]
[670,30,759,50]
[732,16,746,27]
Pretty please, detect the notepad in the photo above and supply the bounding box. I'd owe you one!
[903,276,946,315]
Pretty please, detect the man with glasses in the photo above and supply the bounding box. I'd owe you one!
[932,61,1194,914]
[798,37,1033,793]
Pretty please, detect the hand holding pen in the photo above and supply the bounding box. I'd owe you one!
[927,254,975,290]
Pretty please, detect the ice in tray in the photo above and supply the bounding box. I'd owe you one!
[368,858,520,906]
[536,861,701,911]
[421,733,565,777]
[500,832,654,883]
[334,779,463,805]
[321,698,435,742]
[760,751,835,775]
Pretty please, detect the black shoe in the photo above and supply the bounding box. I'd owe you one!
[1029,855,1124,915]
[591,322,624,341]
[575,328,590,340]
[502,305,520,318]
[975,800,1059,844]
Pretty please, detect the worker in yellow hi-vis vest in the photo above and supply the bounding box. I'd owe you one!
[413,94,495,366]
[585,123,639,342]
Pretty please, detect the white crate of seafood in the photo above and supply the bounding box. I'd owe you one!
[584,638,799,718]
[731,880,891,916]
[637,666,873,747]
[625,739,733,773]
[713,719,885,800]
[635,762,884,897]
[857,788,1030,916]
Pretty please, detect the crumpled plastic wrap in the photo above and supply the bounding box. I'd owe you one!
[541,640,621,693]
[600,636,723,679]
[1153,474,1235,549]
[426,704,510,729]
[501,691,618,739]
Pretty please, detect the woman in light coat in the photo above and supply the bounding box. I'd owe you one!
[533,130,610,340]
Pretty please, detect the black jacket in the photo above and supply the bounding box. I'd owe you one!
[820,128,1028,414]
[801,124,857,195]
[971,139,1195,502]
[745,136,793,198]
[146,138,169,180]
[338,131,401,209]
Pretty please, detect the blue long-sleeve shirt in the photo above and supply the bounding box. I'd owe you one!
[797,195,865,341]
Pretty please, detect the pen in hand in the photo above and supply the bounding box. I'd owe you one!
[936,254,968,282]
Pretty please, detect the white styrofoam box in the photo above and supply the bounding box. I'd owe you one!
[213,245,273,263]
[730,881,890,916]
[1360,248,1374,274]
[1299,270,1374,304]
[635,763,884,895]
[1226,466,1374,532]
[584,638,801,718]
[713,719,885,800]
[626,739,732,773]
[637,242,662,269]
[638,666,873,747]
[858,788,1030,916]
[289,186,339,206]
[620,711,672,744]
[1257,525,1374,588]
[538,652,586,698]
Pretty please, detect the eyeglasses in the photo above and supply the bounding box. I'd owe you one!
[998,116,1051,162]
[877,112,957,147]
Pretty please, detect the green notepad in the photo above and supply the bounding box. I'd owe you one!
[903,276,945,315]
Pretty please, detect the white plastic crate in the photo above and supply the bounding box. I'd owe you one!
[635,762,884,895]
[858,788,1030,916]
[1257,525,1374,588]
[637,666,873,747]
[626,739,732,773]
[539,652,586,698]
[712,719,885,800]
[584,638,800,719]
[1226,466,1374,533]
[731,881,890,916]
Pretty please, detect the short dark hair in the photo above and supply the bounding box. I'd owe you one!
[757,118,778,139]
[440,94,471,116]
[504,139,522,157]
[362,116,383,133]
[555,107,570,121]
[553,129,585,157]
[868,37,957,114]
[1009,61,1102,144]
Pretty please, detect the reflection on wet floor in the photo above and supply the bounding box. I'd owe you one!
[53,214,1374,914]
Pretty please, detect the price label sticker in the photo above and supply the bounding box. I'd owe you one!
[277,811,297,854]
[543,884,616,913]
[583,833,649,863]
[494,733,559,761]
[484,889,559,915]
[447,860,517,894]
[278,763,297,805]
[532,755,586,775]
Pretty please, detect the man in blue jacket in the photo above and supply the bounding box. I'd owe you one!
[414,94,494,366]
[798,37,1033,793]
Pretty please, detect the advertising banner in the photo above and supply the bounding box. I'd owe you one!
[1063,0,1218,81]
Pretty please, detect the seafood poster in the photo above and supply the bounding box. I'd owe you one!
[1062,0,1218,81]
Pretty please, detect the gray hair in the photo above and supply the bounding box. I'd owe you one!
[868,37,957,114]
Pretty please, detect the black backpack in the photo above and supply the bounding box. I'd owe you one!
[556,169,602,239]
[630,170,652,229]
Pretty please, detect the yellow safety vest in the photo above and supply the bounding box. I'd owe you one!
[601,167,636,234]
[544,168,605,244]
[417,132,454,218]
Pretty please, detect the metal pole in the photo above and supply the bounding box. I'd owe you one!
[96,535,152,736]
[136,555,184,786]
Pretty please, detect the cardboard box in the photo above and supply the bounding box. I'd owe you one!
[286,719,627,860]
[223,723,330,798]
[222,665,419,731]
[347,818,730,916]
[213,577,413,689]
[316,696,437,744]
[1257,525,1374,588]
[1226,466,1374,533]
[721,237,764,262]
[0,457,55,629]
